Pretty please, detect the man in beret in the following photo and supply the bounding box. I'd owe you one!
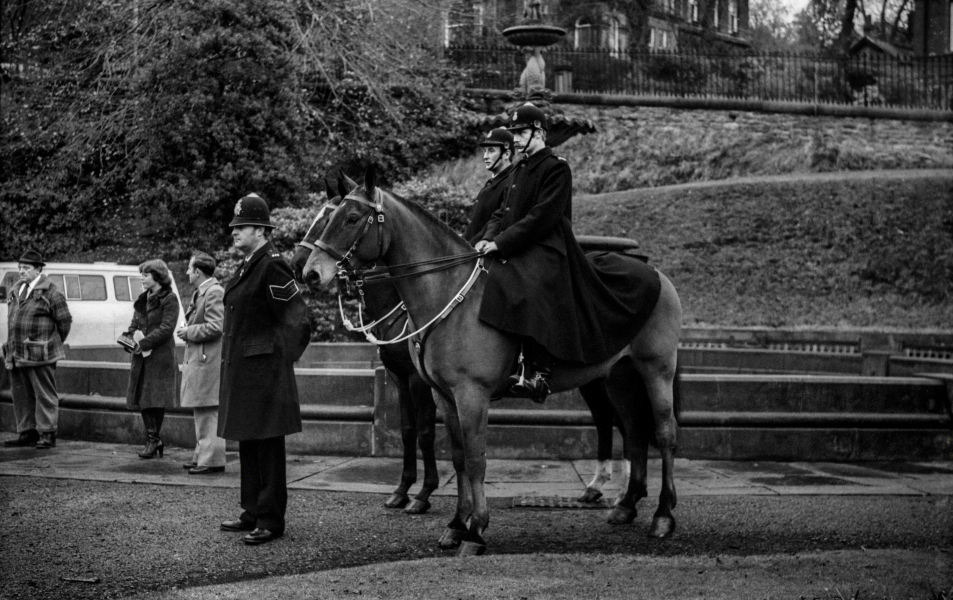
[3,250,72,449]
[217,193,313,545]
[464,128,516,245]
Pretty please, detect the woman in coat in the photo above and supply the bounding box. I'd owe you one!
[124,259,180,459]
[176,251,227,474]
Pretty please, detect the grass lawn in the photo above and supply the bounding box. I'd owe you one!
[571,170,953,329]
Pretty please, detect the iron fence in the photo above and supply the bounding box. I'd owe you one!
[445,45,953,111]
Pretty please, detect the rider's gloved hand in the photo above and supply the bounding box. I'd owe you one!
[475,240,498,254]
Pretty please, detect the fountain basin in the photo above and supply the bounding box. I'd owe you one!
[502,24,566,47]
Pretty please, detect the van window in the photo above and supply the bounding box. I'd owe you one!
[2,271,18,296]
[47,274,107,301]
[114,276,143,301]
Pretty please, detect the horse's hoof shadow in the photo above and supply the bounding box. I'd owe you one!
[404,499,431,514]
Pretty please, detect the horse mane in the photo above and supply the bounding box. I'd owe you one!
[361,184,472,250]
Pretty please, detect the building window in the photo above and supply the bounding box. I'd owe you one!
[474,2,484,36]
[949,0,953,52]
[649,27,672,50]
[574,17,593,49]
[607,16,622,54]
[689,0,699,23]
[728,0,738,33]
[713,0,720,29]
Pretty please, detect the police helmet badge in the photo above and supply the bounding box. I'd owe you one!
[234,199,243,216]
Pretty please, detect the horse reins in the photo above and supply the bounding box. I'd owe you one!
[311,188,488,347]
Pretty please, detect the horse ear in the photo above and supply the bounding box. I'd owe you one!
[336,174,349,201]
[364,164,377,198]
[342,173,358,192]
[323,178,336,202]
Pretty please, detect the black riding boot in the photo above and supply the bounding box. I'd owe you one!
[138,408,165,459]
[507,344,553,404]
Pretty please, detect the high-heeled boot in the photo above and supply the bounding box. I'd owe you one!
[138,410,164,459]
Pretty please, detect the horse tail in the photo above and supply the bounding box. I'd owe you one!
[672,355,682,425]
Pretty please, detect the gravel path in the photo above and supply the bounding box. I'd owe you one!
[1,477,950,599]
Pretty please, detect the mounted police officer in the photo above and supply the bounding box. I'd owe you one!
[217,193,312,545]
[476,103,658,402]
[464,128,515,245]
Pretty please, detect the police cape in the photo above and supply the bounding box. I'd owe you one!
[479,147,661,366]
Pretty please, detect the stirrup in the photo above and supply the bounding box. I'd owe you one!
[506,351,550,403]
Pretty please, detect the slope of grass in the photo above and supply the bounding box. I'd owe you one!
[571,170,953,329]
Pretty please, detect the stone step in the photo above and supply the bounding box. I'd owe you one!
[26,363,953,416]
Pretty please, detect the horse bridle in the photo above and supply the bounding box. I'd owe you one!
[312,188,386,273]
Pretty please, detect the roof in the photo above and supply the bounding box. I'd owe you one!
[850,35,913,58]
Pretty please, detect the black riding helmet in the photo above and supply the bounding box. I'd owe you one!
[505,103,547,153]
[479,128,515,171]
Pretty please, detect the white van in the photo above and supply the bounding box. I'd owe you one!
[0,262,187,348]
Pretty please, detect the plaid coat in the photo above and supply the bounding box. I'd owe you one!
[4,274,72,369]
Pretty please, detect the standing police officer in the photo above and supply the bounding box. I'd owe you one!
[217,193,312,545]
[464,128,515,245]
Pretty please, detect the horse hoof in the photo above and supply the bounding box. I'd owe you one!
[437,527,466,550]
[404,499,431,514]
[576,487,603,503]
[649,515,676,538]
[457,540,487,556]
[384,493,410,509]
[607,506,637,525]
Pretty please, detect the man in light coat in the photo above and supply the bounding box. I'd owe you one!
[176,251,227,474]
[3,250,72,449]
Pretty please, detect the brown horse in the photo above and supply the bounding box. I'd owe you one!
[291,178,632,506]
[303,166,682,555]
[291,178,438,514]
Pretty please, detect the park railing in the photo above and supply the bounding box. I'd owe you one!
[444,45,953,111]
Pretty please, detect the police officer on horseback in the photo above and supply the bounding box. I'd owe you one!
[464,128,515,245]
[475,103,657,403]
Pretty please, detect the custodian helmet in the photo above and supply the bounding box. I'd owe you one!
[228,193,273,229]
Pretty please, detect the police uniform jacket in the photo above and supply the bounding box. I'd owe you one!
[480,147,660,365]
[218,242,310,441]
[179,278,224,409]
[125,288,180,410]
[463,164,513,245]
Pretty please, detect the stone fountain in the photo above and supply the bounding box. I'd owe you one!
[477,0,595,148]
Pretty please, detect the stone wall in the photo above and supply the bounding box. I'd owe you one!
[560,104,953,157]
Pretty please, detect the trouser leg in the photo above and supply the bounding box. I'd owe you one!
[238,436,287,534]
[9,367,38,434]
[27,364,59,433]
[193,406,226,467]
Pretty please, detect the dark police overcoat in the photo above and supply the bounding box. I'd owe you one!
[463,164,513,245]
[218,242,311,441]
[480,147,660,365]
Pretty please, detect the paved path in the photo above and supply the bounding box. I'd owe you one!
[1,439,951,499]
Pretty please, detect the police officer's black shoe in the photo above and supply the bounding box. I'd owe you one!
[507,368,551,403]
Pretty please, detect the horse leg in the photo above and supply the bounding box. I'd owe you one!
[405,376,438,515]
[433,392,473,550]
[453,384,490,557]
[604,359,650,525]
[384,378,416,509]
[642,359,679,539]
[577,379,614,503]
